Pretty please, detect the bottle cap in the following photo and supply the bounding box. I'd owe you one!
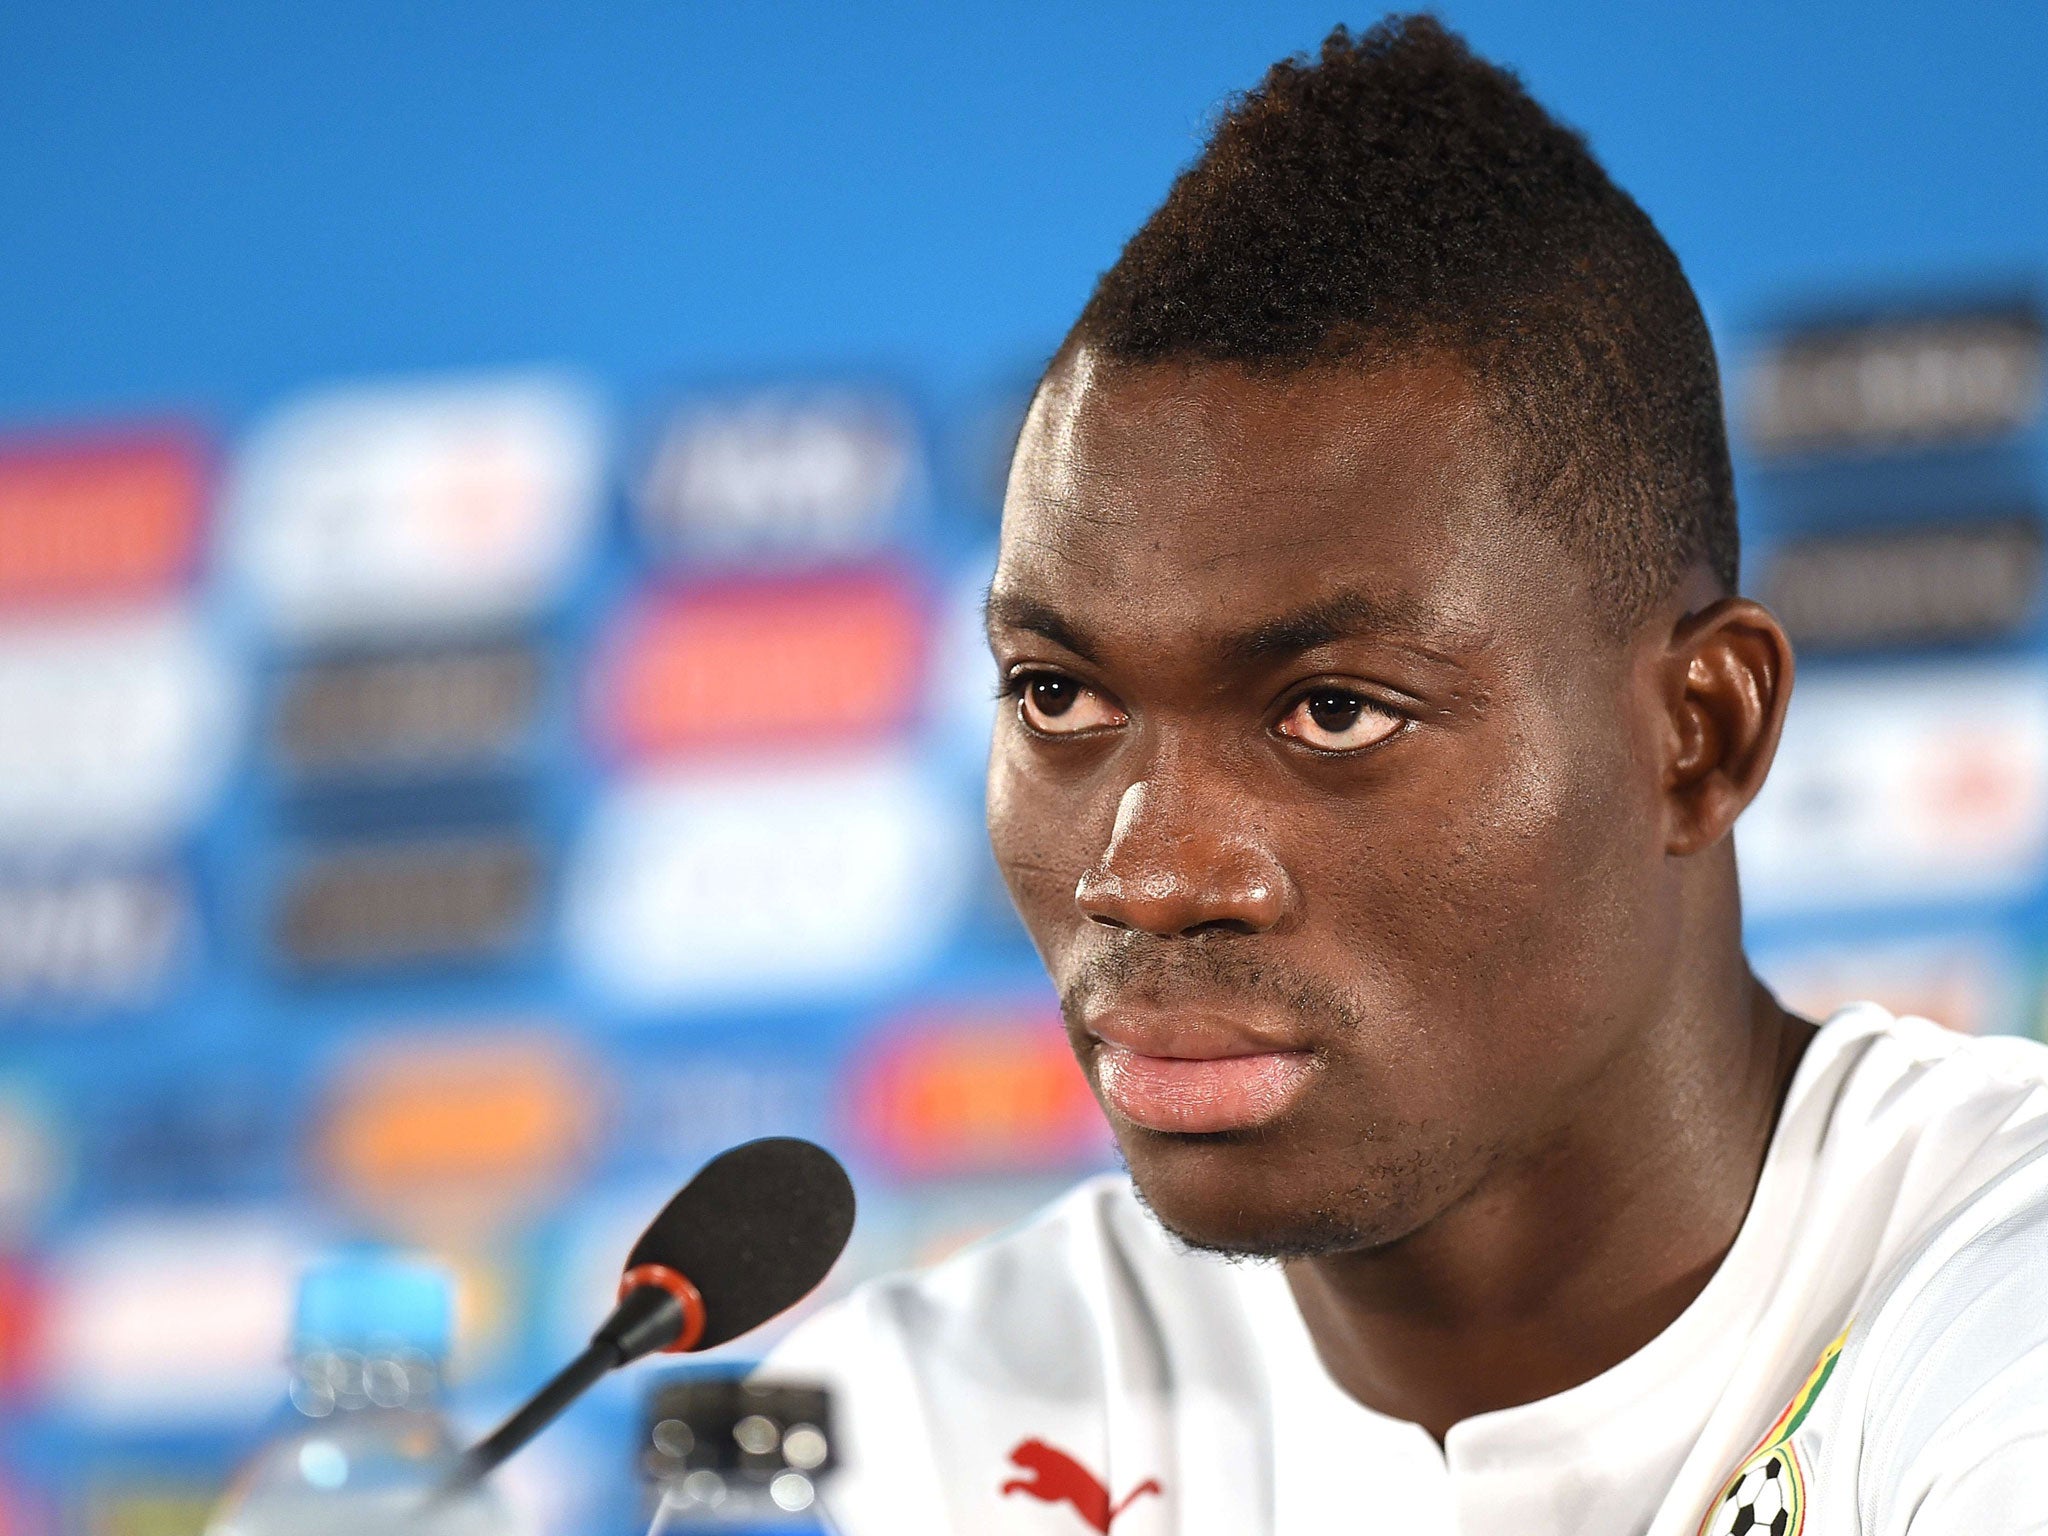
[293,1250,455,1359]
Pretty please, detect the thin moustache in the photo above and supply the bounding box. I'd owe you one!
[1083,1005,1316,1061]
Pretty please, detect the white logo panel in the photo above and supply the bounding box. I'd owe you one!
[228,374,605,638]
[568,756,968,1007]
[0,607,240,853]
[44,1213,308,1424]
[638,392,923,561]
[1740,660,2048,913]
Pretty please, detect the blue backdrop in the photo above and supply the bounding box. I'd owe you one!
[5,1,2046,420]
[1,6,2045,1536]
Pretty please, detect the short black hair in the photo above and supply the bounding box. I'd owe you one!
[1065,13,1738,630]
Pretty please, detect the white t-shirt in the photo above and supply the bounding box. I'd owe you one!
[761,1005,2048,1535]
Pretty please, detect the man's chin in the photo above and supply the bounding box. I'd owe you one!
[1139,1200,1380,1262]
[1118,1141,1412,1262]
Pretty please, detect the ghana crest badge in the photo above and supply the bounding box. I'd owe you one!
[1694,1324,1850,1536]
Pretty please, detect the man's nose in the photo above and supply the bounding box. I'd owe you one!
[1074,776,1293,937]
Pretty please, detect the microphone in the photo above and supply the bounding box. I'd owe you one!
[451,1136,855,1487]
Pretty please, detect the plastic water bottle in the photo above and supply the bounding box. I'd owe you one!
[206,1252,517,1536]
[644,1376,835,1534]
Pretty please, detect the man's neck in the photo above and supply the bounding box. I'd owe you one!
[1283,974,1813,1444]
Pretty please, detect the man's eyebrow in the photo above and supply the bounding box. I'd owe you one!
[983,589,1101,664]
[1221,591,1474,666]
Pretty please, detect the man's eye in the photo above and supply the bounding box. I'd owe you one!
[1015,674,1127,735]
[1276,688,1403,753]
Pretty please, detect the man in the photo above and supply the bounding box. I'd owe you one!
[762,16,2048,1534]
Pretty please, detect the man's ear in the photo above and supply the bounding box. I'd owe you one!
[1658,596,1795,856]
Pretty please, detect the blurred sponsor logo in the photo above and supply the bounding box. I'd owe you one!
[1740,661,2048,912]
[0,1257,41,1402]
[90,1075,288,1202]
[0,608,239,853]
[313,1029,598,1232]
[567,757,968,1006]
[847,1009,1110,1177]
[274,833,542,973]
[273,640,545,779]
[228,375,604,639]
[0,1081,68,1242]
[0,427,206,610]
[1744,306,2044,456]
[591,571,926,760]
[44,1214,304,1424]
[1754,936,2019,1038]
[0,869,188,1013]
[637,391,923,562]
[1759,515,2043,652]
[615,1053,825,1170]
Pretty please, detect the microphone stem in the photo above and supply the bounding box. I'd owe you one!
[450,1340,620,1488]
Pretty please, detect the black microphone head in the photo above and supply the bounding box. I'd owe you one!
[626,1137,856,1351]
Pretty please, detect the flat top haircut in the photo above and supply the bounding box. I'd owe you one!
[1066,13,1739,631]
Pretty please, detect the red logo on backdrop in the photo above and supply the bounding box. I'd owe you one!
[1001,1440,1161,1532]
[0,1258,39,1403]
[848,1011,1111,1177]
[1918,727,2034,837]
[0,427,207,608]
[591,569,927,760]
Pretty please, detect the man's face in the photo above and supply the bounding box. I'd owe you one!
[985,348,1685,1257]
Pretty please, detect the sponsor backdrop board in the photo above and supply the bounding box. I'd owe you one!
[0,310,2039,1536]
[3,4,2046,1532]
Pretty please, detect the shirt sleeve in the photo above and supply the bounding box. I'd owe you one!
[1853,1148,2048,1534]
[1899,1423,2048,1534]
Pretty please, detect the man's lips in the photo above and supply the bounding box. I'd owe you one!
[1085,1011,1317,1134]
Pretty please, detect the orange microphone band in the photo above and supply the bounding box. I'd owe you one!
[619,1263,707,1353]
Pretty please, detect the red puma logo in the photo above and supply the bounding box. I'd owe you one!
[1000,1439,1162,1532]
